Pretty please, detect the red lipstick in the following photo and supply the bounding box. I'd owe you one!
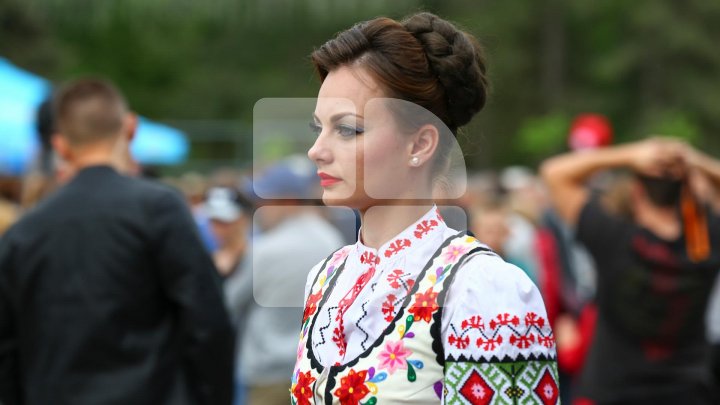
[318,172,341,187]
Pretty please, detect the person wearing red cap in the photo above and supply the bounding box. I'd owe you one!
[568,114,614,151]
[541,137,720,404]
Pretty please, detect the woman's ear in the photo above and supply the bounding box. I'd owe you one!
[408,124,439,167]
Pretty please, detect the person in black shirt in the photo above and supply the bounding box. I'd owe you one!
[541,137,720,404]
[0,79,234,405]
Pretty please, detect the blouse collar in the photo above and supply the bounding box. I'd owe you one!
[354,206,447,266]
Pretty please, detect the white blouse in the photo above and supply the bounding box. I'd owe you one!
[304,206,554,368]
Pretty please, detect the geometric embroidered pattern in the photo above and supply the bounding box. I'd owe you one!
[458,369,495,405]
[444,360,560,404]
[533,369,559,405]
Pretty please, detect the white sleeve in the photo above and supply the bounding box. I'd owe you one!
[442,253,557,361]
[440,254,560,404]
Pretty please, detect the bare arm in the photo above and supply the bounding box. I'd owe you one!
[540,145,631,226]
[686,148,720,189]
[540,139,682,226]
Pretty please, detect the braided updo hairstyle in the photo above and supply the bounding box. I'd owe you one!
[311,12,489,136]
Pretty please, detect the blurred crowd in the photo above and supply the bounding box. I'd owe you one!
[1,92,719,405]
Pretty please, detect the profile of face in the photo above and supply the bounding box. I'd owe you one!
[472,208,510,255]
[308,65,431,210]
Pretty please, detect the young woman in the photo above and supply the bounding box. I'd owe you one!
[292,12,559,404]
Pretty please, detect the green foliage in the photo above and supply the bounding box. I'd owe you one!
[640,110,701,145]
[1,0,718,170]
[517,113,571,163]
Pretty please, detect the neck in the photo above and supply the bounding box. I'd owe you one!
[69,137,133,174]
[358,204,432,249]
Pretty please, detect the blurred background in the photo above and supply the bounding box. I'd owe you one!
[2,0,719,177]
[2,1,720,403]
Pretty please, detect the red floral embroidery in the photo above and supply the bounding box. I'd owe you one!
[333,265,377,355]
[333,369,370,404]
[293,371,316,405]
[449,334,470,349]
[435,207,444,222]
[384,238,411,258]
[488,313,520,330]
[408,288,439,323]
[414,219,439,239]
[360,251,379,265]
[525,312,545,328]
[386,269,415,290]
[333,325,347,357]
[381,294,396,322]
[538,334,556,349]
[450,313,555,352]
[509,333,536,349]
[461,315,485,330]
[477,335,504,351]
[303,290,322,324]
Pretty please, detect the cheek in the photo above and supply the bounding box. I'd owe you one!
[361,134,406,194]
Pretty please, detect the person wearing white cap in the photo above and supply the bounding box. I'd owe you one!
[203,187,253,277]
[228,157,344,405]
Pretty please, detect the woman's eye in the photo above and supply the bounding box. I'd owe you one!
[309,122,322,134]
[337,124,364,137]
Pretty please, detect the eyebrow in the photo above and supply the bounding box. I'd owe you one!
[312,112,364,123]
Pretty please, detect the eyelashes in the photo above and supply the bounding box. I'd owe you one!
[309,122,322,134]
[309,122,365,137]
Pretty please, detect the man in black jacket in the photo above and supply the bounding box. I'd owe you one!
[0,79,234,405]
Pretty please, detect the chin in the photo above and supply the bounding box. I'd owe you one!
[321,190,371,210]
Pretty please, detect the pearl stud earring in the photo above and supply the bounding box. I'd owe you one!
[410,156,420,167]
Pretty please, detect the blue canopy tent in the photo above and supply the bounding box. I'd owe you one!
[0,57,50,175]
[0,57,189,175]
[131,119,189,165]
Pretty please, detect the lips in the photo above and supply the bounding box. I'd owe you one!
[318,172,341,187]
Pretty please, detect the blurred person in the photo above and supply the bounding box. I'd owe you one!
[499,167,545,283]
[0,198,18,237]
[203,186,254,277]
[499,166,592,403]
[470,199,510,256]
[210,167,245,189]
[21,96,140,210]
[178,171,218,252]
[226,156,344,405]
[0,78,234,405]
[20,98,57,209]
[294,12,559,404]
[544,113,617,317]
[542,137,720,404]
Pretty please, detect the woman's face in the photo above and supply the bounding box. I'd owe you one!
[307,65,413,210]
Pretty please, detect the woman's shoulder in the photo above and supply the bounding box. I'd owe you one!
[442,247,555,361]
[453,251,539,305]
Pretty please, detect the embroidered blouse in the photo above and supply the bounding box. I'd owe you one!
[293,207,559,404]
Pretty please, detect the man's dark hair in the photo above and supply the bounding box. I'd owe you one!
[52,78,128,146]
[637,174,683,207]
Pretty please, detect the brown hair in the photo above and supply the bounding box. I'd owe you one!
[52,78,128,146]
[311,12,489,136]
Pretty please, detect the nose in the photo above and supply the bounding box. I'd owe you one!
[308,131,330,165]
